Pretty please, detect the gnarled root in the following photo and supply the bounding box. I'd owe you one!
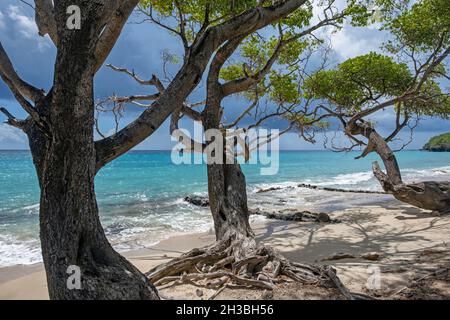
[146,238,366,300]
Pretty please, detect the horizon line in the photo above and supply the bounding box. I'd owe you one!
[0,148,423,152]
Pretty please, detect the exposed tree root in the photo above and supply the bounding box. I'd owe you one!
[146,238,368,300]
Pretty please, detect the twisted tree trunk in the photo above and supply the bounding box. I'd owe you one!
[20,1,159,300]
[28,84,158,300]
[372,162,450,213]
[207,160,256,258]
[351,122,450,213]
[201,77,256,257]
[364,129,403,189]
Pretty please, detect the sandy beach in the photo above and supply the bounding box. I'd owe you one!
[0,197,448,300]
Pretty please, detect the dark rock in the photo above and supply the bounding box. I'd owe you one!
[256,186,284,193]
[250,208,339,223]
[360,252,382,261]
[184,196,210,207]
[196,289,204,297]
[317,212,331,223]
[322,253,355,261]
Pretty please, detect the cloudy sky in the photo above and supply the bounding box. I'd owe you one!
[0,1,448,150]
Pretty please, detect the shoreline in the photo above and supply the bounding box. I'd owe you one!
[1,197,449,299]
[0,226,219,299]
[1,160,450,268]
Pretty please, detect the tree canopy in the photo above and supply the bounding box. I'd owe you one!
[303,52,413,109]
[288,0,449,150]
[303,52,450,117]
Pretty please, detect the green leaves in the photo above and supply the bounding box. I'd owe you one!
[219,33,308,104]
[141,0,258,21]
[269,72,301,104]
[280,3,313,29]
[406,80,450,119]
[384,0,450,52]
[304,52,413,109]
[303,50,449,120]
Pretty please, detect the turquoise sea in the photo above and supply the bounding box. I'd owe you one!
[0,150,449,266]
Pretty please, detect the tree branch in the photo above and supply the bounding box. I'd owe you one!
[174,0,190,55]
[111,94,161,104]
[93,0,141,73]
[34,0,58,44]
[0,107,25,129]
[0,41,45,102]
[221,38,283,96]
[223,99,259,129]
[95,0,308,171]
[106,64,165,92]
[221,8,347,97]
[181,104,203,122]
[1,76,42,125]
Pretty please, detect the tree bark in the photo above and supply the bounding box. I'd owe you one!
[29,81,158,300]
[18,1,159,300]
[373,162,450,213]
[350,123,402,188]
[207,161,256,255]
[203,98,255,259]
[350,122,449,213]
[1,0,314,300]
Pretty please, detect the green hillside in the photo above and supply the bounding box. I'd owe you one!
[423,132,450,151]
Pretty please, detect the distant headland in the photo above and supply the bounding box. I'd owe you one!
[423,132,450,152]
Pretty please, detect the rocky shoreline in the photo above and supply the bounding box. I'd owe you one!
[183,195,338,223]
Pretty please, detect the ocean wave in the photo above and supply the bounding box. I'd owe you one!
[304,165,448,189]
[402,166,450,181]
[250,164,450,196]
[248,181,300,193]
[1,163,449,267]
[315,171,375,186]
[8,203,40,215]
[0,235,41,266]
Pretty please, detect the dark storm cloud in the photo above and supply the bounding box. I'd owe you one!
[0,1,448,150]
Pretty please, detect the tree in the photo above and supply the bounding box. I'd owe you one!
[127,0,374,297]
[297,0,450,213]
[0,0,314,299]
